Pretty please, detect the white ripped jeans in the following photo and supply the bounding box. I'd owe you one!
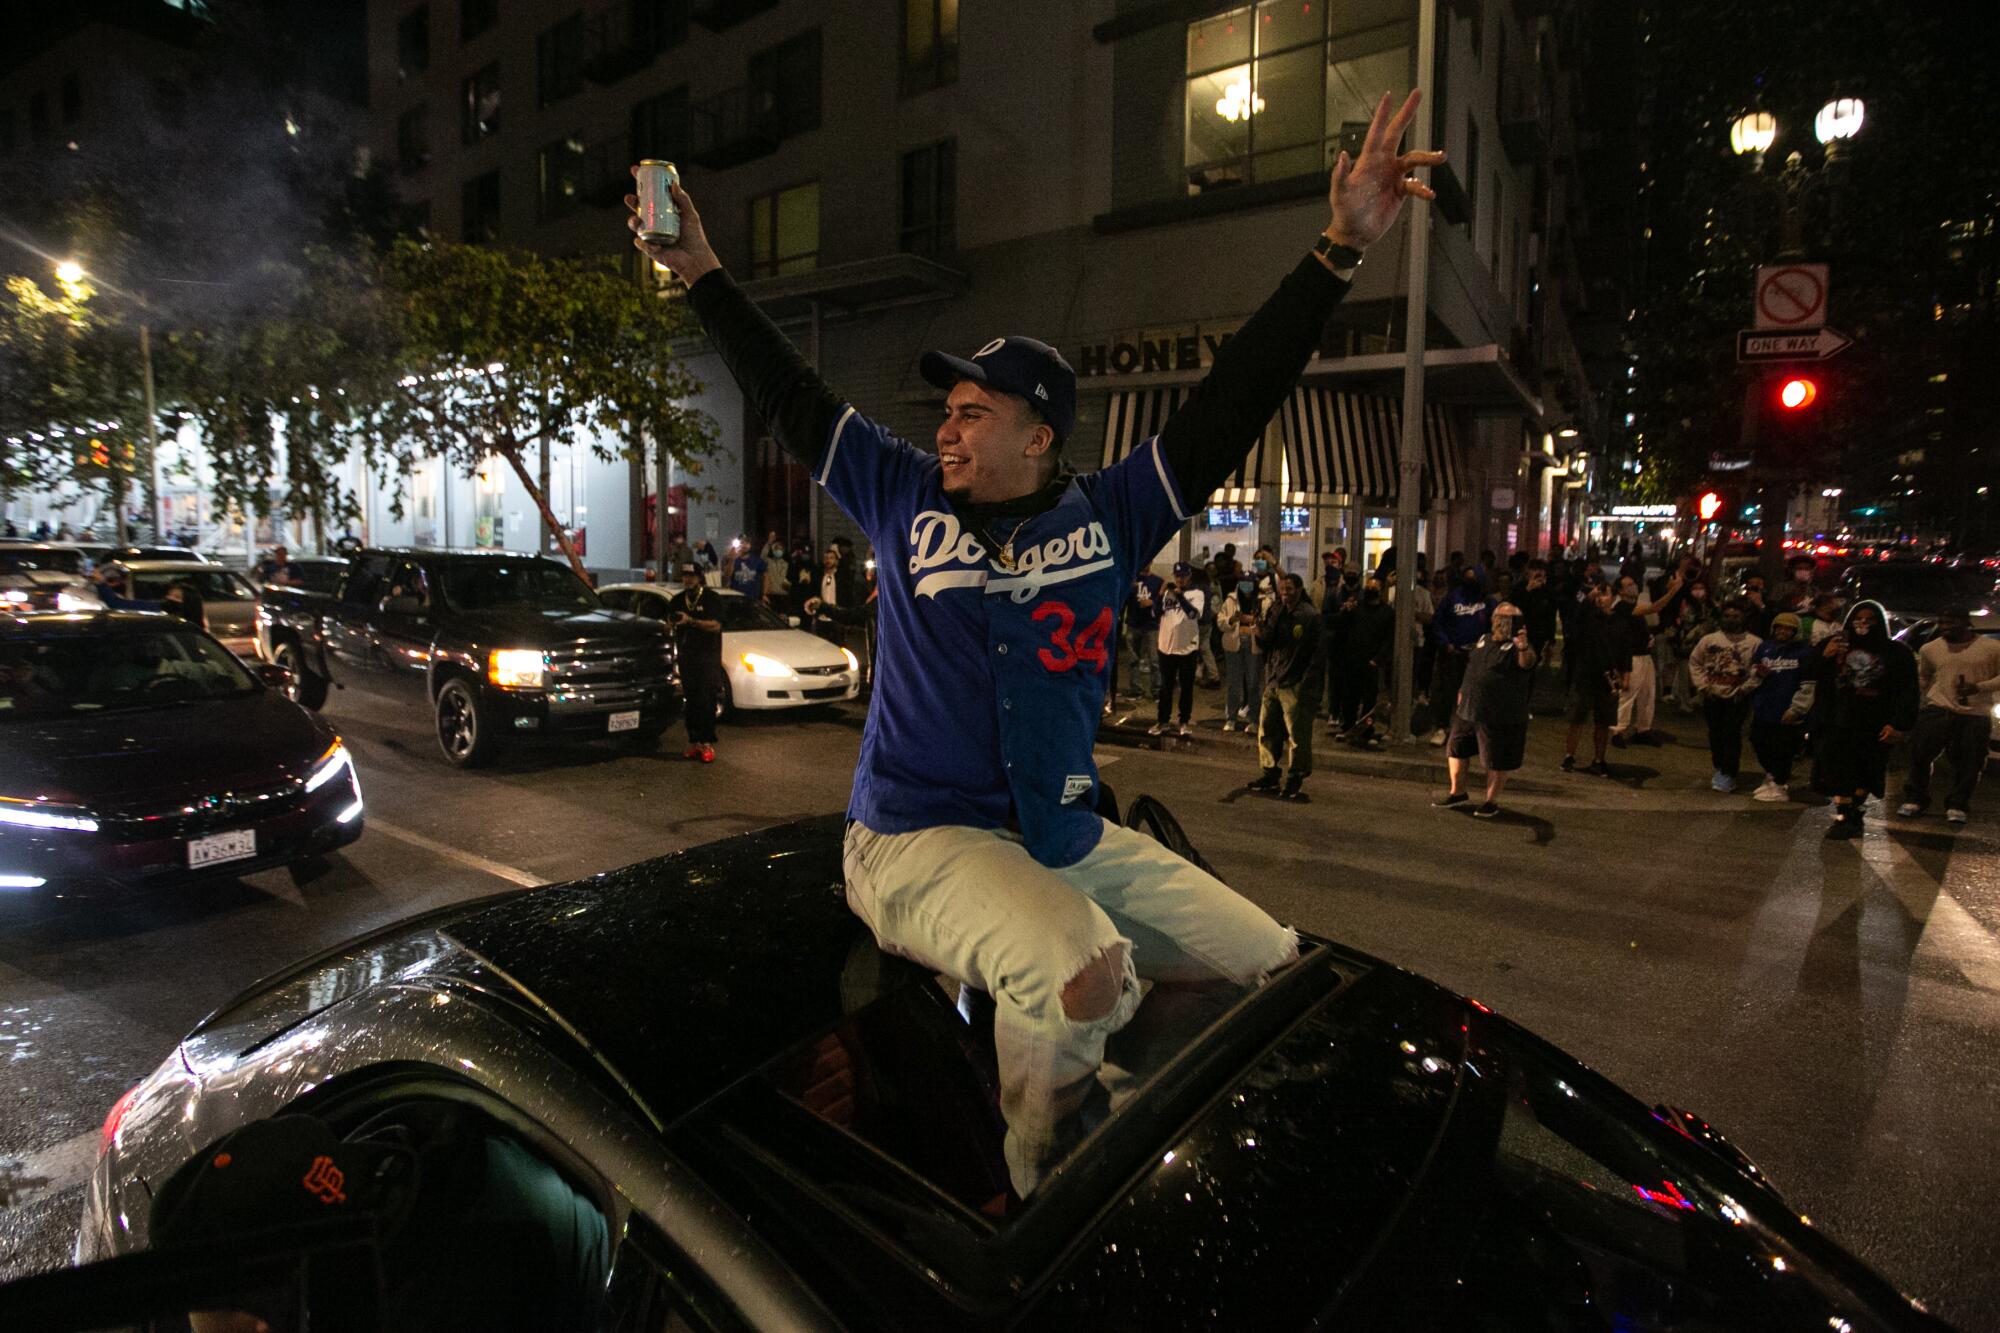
[842,817,1298,1196]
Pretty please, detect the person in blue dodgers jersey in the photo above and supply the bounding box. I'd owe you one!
[629,92,1444,1196]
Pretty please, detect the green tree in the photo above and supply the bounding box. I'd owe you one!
[368,240,716,578]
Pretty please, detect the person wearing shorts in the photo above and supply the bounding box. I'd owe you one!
[1435,602,1536,817]
[629,93,1443,1197]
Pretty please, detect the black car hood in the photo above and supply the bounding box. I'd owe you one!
[1,691,334,808]
[446,606,662,648]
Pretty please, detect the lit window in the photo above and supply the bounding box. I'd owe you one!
[747,181,819,278]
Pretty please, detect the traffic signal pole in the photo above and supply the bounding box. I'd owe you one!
[1389,0,1438,745]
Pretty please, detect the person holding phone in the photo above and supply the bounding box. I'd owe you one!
[1435,601,1537,817]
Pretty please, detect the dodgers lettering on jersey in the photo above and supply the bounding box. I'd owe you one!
[816,404,1192,867]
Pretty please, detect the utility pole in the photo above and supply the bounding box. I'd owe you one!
[1389,0,1438,744]
[137,322,158,546]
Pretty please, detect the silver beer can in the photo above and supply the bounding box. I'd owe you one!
[635,160,681,246]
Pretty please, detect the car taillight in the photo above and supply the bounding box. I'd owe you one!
[99,1083,141,1158]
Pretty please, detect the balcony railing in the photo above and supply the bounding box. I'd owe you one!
[686,86,779,170]
[1499,57,1553,166]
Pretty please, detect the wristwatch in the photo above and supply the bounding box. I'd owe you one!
[1314,234,1366,271]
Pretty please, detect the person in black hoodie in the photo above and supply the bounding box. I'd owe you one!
[1335,577,1393,739]
[1807,599,1919,839]
[1249,573,1322,801]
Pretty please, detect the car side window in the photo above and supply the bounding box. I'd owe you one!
[345,555,394,607]
[600,589,633,612]
[386,561,430,609]
[635,593,671,621]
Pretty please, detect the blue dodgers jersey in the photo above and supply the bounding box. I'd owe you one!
[818,405,1194,867]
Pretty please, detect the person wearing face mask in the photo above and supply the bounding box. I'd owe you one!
[1250,545,1279,600]
[1747,612,1810,800]
[1334,578,1393,741]
[1776,554,1819,614]
[1687,601,1762,793]
[1662,578,1716,713]
[1427,566,1494,744]
[1219,573,1263,731]
[1433,600,1536,816]
[1896,607,2000,824]
[1807,600,1919,839]
[1249,573,1322,801]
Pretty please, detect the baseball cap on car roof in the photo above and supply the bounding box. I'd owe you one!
[920,337,1076,443]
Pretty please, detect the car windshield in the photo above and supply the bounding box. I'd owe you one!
[128,568,257,601]
[1844,565,1994,613]
[0,547,84,575]
[704,594,791,632]
[0,627,257,719]
[441,559,599,612]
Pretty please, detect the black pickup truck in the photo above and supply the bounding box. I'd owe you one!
[256,548,680,767]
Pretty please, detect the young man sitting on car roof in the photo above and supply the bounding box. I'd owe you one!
[629,94,1443,1196]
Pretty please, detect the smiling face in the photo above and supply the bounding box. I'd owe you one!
[935,381,1054,503]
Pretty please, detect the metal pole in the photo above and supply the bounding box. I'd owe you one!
[807,298,821,553]
[135,321,159,547]
[1389,0,1438,744]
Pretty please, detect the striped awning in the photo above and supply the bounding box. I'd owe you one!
[1280,387,1463,504]
[1101,387,1268,506]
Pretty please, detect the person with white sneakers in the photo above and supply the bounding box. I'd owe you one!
[1897,607,2000,825]
[1746,612,1809,800]
[1150,562,1205,739]
[1218,573,1262,732]
[1688,601,1760,794]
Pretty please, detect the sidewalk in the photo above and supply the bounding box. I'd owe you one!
[1099,682,1770,801]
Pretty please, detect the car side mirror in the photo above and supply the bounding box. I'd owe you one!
[253,662,292,690]
[381,594,423,617]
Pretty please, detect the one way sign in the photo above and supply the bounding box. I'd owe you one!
[1736,326,1853,363]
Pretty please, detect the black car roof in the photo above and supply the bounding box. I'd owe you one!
[439,816,877,1129]
[362,547,553,560]
[0,610,177,635]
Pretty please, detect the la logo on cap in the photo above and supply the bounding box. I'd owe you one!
[1035,384,1049,400]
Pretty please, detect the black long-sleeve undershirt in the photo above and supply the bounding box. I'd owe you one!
[683,252,1350,515]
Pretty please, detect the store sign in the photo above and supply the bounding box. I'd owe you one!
[1203,506,1310,533]
[1078,318,1246,377]
[1608,503,1678,519]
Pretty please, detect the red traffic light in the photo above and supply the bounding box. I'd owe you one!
[1778,377,1818,410]
[1698,491,1723,521]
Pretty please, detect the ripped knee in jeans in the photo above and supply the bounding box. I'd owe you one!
[1060,942,1130,1023]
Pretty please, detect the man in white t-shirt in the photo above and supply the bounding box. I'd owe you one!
[1896,608,2000,823]
[1150,560,1207,739]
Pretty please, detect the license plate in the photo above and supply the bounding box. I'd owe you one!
[188,829,257,869]
[608,710,640,733]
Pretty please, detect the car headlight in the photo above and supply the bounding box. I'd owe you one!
[841,647,859,673]
[304,739,352,794]
[55,590,98,612]
[740,651,791,676]
[0,589,27,605]
[0,797,99,833]
[488,648,546,689]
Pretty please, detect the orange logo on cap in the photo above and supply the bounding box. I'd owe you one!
[302,1154,347,1204]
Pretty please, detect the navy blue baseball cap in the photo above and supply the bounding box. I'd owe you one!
[920,336,1076,442]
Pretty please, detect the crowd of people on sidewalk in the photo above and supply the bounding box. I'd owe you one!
[1095,541,1997,835]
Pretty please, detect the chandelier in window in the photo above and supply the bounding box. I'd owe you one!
[1215,76,1264,123]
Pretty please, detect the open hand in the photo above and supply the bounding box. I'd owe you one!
[1327,90,1447,250]
[626,172,721,284]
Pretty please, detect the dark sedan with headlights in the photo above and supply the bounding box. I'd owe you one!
[0,804,1952,1330]
[0,611,364,895]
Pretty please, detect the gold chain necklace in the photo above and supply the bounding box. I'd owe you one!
[988,515,1034,571]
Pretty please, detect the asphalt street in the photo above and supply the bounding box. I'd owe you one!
[4,682,1999,1327]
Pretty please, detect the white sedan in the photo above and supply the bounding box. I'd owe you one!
[597,583,861,712]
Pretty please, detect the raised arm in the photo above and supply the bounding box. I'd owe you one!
[629,175,842,471]
[1157,91,1444,502]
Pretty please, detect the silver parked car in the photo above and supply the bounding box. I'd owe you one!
[121,561,261,659]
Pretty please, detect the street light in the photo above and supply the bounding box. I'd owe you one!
[1814,98,1865,149]
[50,259,157,548]
[1729,111,1777,159]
